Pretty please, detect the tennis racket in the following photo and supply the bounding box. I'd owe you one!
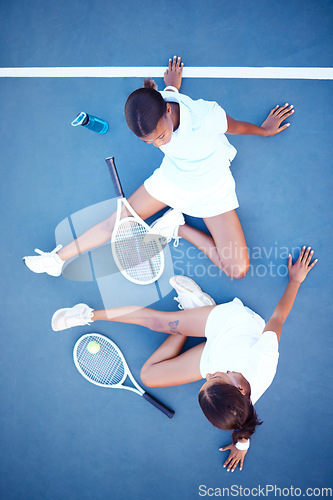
[73,333,175,419]
[105,157,164,285]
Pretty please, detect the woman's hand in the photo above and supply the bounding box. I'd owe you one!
[220,443,248,471]
[261,104,294,136]
[164,56,184,90]
[288,246,318,284]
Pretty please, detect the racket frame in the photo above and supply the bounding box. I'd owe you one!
[112,197,164,285]
[74,333,142,395]
[106,157,164,285]
[73,333,175,418]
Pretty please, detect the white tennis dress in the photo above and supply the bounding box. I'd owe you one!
[200,298,279,405]
[144,90,239,217]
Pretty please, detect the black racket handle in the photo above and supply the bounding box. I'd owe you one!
[105,157,124,198]
[142,392,175,419]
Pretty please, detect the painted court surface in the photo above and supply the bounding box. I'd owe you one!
[0,1,332,499]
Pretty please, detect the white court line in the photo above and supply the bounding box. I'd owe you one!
[0,66,332,79]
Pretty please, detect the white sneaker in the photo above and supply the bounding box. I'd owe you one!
[51,303,94,331]
[150,208,185,247]
[169,275,216,310]
[23,244,64,277]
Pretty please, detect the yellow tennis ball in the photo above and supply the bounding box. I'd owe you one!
[87,341,100,354]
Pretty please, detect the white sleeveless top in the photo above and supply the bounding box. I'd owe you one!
[200,298,279,404]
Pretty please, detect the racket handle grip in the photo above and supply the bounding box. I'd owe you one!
[143,392,175,419]
[105,157,124,197]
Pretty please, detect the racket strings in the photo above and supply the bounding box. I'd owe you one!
[76,336,125,385]
[114,220,162,282]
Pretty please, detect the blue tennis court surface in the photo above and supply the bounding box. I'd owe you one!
[1,1,332,499]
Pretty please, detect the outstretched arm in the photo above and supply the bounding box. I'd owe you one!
[263,246,318,341]
[220,246,317,472]
[226,104,294,137]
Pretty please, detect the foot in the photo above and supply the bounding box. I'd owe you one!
[51,303,94,331]
[23,244,64,277]
[150,208,185,247]
[169,275,216,310]
[164,56,184,91]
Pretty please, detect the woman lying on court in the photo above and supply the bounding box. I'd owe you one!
[51,247,317,471]
[23,56,294,280]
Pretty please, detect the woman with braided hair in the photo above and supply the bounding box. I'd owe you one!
[50,247,317,471]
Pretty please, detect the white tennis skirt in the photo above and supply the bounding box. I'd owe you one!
[144,166,239,218]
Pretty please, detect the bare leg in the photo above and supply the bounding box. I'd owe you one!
[92,304,215,337]
[92,303,210,387]
[58,185,167,261]
[141,336,205,387]
[178,210,249,279]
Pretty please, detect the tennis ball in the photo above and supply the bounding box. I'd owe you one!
[87,341,100,354]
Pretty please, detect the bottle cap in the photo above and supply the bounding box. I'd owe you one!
[71,112,89,126]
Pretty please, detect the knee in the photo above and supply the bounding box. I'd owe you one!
[223,258,250,280]
[140,364,156,388]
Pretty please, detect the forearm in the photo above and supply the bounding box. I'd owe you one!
[227,120,267,136]
[226,105,293,137]
[271,279,301,324]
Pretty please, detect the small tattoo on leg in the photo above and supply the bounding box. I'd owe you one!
[168,320,182,335]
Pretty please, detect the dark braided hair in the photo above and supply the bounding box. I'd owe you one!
[124,79,167,138]
[198,381,263,443]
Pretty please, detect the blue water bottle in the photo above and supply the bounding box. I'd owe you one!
[71,111,109,134]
